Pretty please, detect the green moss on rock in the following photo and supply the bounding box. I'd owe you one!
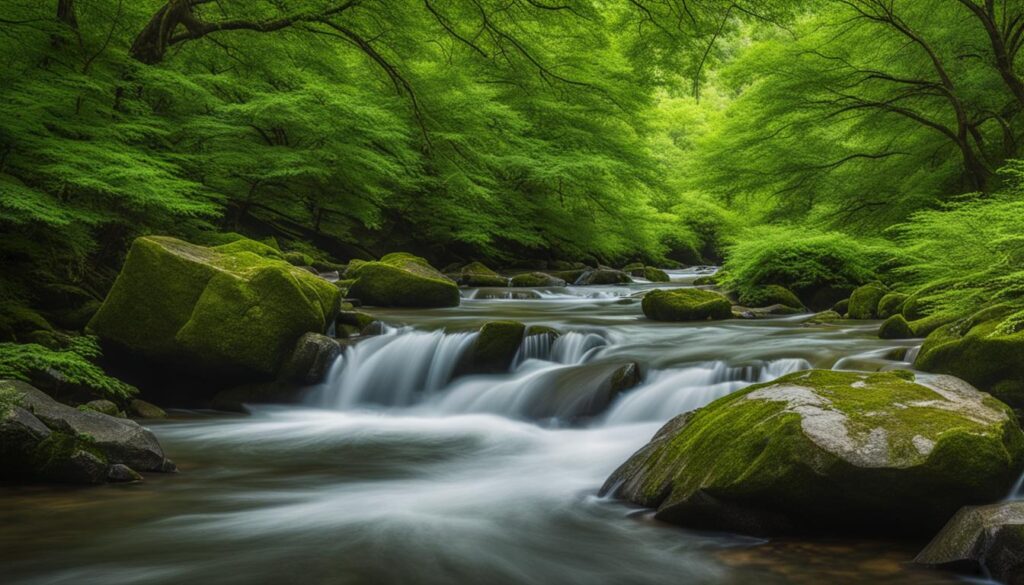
[347,253,460,308]
[462,321,526,374]
[878,314,915,339]
[877,292,909,319]
[643,267,671,283]
[848,283,888,319]
[460,262,508,287]
[88,236,340,380]
[915,308,1024,407]
[642,289,732,322]
[738,285,804,310]
[510,272,566,287]
[603,370,1024,536]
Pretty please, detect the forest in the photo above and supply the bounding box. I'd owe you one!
[2,1,1024,584]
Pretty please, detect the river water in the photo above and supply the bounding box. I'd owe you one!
[0,270,964,584]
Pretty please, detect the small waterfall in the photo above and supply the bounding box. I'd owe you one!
[603,358,811,424]
[311,329,477,409]
[513,334,554,366]
[512,331,607,366]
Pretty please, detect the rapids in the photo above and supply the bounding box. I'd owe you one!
[0,270,960,585]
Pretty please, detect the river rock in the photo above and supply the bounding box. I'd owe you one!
[642,267,671,283]
[575,269,632,285]
[915,306,1024,407]
[0,379,175,483]
[279,332,343,384]
[460,321,526,374]
[510,272,566,287]
[347,252,460,308]
[88,236,340,381]
[878,314,915,339]
[877,292,909,319]
[915,502,1024,584]
[738,285,804,310]
[642,289,732,321]
[459,262,508,287]
[82,399,122,417]
[847,283,888,319]
[129,398,166,419]
[602,370,1024,536]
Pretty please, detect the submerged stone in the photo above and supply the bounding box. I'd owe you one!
[347,252,460,308]
[642,289,732,322]
[88,236,340,380]
[602,370,1024,536]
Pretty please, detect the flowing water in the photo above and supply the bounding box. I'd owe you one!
[0,269,963,584]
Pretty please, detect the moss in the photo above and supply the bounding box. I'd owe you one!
[465,321,526,374]
[347,254,460,308]
[88,236,339,379]
[916,309,1024,406]
[459,262,508,287]
[525,325,560,338]
[806,310,842,324]
[510,272,565,287]
[643,267,671,283]
[214,238,285,260]
[832,298,850,316]
[692,275,717,286]
[642,288,732,321]
[848,283,888,319]
[577,269,633,285]
[622,262,645,272]
[282,251,314,266]
[0,380,21,417]
[878,314,915,339]
[738,285,804,309]
[608,369,1024,535]
[908,313,955,337]
[877,292,909,319]
[336,310,376,330]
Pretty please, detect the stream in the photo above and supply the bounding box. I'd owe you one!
[0,269,965,584]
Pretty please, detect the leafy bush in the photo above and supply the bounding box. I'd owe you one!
[0,336,136,402]
[892,163,1024,322]
[718,226,891,304]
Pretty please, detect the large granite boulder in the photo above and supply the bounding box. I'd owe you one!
[347,253,460,308]
[602,370,1024,536]
[88,236,340,380]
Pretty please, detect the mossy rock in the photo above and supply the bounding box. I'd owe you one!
[283,251,314,267]
[88,236,340,381]
[510,272,566,287]
[739,285,804,310]
[832,298,850,316]
[347,253,460,308]
[549,260,586,271]
[692,275,717,286]
[548,269,586,284]
[461,321,525,374]
[877,292,909,319]
[336,310,376,331]
[526,325,560,338]
[576,269,633,285]
[621,262,645,272]
[642,289,732,322]
[214,238,285,260]
[806,310,843,325]
[848,283,888,319]
[643,267,671,283]
[602,370,1024,536]
[878,314,915,339]
[915,308,1024,406]
[343,259,368,278]
[908,313,956,338]
[460,262,508,287]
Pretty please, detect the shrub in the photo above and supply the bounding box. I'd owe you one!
[0,336,136,402]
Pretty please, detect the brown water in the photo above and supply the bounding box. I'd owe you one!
[0,270,970,585]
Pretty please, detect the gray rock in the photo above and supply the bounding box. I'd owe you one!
[279,333,343,384]
[83,399,121,417]
[915,502,1024,584]
[129,398,166,419]
[0,406,108,484]
[12,380,173,472]
[107,463,144,483]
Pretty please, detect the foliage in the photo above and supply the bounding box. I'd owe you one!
[718,226,891,300]
[0,336,137,401]
[893,162,1024,321]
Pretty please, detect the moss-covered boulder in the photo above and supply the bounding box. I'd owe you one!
[548,269,587,284]
[347,253,460,308]
[878,314,915,339]
[805,310,843,325]
[915,307,1024,406]
[460,321,526,375]
[602,370,1024,536]
[88,236,340,380]
[576,269,633,285]
[915,502,1024,584]
[877,292,909,319]
[848,283,888,319]
[510,272,566,287]
[459,262,508,287]
[278,333,342,385]
[642,289,732,322]
[832,298,850,316]
[738,285,804,310]
[643,267,671,283]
